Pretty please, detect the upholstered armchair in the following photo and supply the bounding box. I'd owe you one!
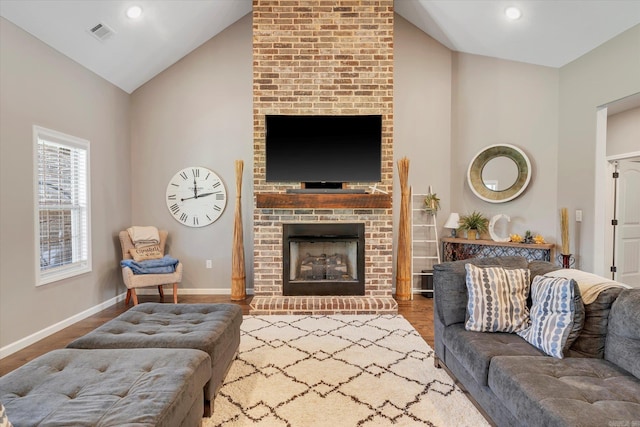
[119,230,182,305]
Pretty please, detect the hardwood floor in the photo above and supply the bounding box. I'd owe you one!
[0,294,434,376]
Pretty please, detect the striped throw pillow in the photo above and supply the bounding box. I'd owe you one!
[465,264,530,333]
[517,275,578,358]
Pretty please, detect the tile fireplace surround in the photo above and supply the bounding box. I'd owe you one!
[250,0,397,315]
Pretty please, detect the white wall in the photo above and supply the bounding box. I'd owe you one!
[559,24,640,272]
[0,18,131,349]
[451,53,560,242]
[129,14,253,293]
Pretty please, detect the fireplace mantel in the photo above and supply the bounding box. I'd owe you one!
[255,193,391,209]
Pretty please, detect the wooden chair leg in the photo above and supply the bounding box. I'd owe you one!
[158,285,164,298]
[131,289,139,306]
[125,289,132,305]
[173,283,178,304]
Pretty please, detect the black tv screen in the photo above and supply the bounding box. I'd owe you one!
[265,115,382,183]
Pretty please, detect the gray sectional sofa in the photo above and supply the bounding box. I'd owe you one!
[433,256,640,427]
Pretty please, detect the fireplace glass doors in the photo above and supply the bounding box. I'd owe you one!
[283,223,365,296]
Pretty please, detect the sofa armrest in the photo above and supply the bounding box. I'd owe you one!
[605,289,640,379]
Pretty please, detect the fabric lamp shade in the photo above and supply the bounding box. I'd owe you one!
[444,213,460,229]
[444,213,460,237]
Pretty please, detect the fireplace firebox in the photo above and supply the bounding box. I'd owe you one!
[283,223,365,296]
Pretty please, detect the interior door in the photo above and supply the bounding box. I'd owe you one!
[616,160,640,287]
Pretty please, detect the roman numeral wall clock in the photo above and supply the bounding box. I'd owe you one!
[165,166,227,227]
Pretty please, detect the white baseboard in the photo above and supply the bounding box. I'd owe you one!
[0,293,126,359]
[0,288,254,359]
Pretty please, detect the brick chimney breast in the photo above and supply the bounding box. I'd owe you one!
[251,0,396,314]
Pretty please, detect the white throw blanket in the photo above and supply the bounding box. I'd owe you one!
[127,226,160,248]
[545,269,630,304]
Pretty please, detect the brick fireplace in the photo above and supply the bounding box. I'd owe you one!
[250,0,397,314]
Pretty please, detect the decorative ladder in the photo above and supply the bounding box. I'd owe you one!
[411,191,441,299]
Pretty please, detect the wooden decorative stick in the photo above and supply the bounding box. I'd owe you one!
[231,160,246,300]
[560,207,569,255]
[396,157,412,301]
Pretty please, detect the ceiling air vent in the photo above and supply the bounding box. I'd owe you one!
[88,22,115,42]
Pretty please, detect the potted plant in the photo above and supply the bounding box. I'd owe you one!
[458,211,489,240]
[424,192,440,213]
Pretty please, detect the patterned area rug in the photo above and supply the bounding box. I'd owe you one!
[206,315,489,426]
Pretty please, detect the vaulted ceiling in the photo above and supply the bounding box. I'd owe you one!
[1,0,639,94]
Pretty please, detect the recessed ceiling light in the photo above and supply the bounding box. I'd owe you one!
[126,5,143,19]
[505,6,522,21]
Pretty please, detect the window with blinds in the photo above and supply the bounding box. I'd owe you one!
[34,126,91,285]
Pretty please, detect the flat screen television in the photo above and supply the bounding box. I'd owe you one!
[265,115,382,184]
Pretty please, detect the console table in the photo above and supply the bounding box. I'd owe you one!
[442,237,555,262]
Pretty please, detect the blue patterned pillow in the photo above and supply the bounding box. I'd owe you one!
[465,264,530,333]
[518,275,578,358]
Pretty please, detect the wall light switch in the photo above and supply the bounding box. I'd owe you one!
[206,260,212,269]
[576,210,582,222]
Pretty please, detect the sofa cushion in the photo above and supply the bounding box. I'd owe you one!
[434,256,530,327]
[465,264,530,333]
[568,287,624,358]
[527,260,561,282]
[443,323,544,386]
[517,276,584,358]
[0,348,211,427]
[489,355,640,427]
[605,289,640,379]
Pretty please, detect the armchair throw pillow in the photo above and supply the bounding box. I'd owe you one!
[464,264,530,333]
[129,245,163,262]
[517,275,584,359]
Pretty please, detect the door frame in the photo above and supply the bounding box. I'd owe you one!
[594,94,640,276]
[599,150,640,278]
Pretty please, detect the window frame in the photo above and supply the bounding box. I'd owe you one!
[33,125,92,286]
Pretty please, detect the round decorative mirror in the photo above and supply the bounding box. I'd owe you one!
[467,144,531,203]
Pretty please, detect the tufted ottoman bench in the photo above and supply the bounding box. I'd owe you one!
[66,303,242,416]
[0,348,211,427]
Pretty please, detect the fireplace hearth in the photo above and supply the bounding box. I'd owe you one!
[283,223,365,296]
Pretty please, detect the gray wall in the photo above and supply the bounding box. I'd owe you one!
[0,18,131,348]
[129,14,253,292]
[2,14,639,352]
[451,53,560,241]
[607,107,640,157]
[559,24,640,272]
[393,15,452,275]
